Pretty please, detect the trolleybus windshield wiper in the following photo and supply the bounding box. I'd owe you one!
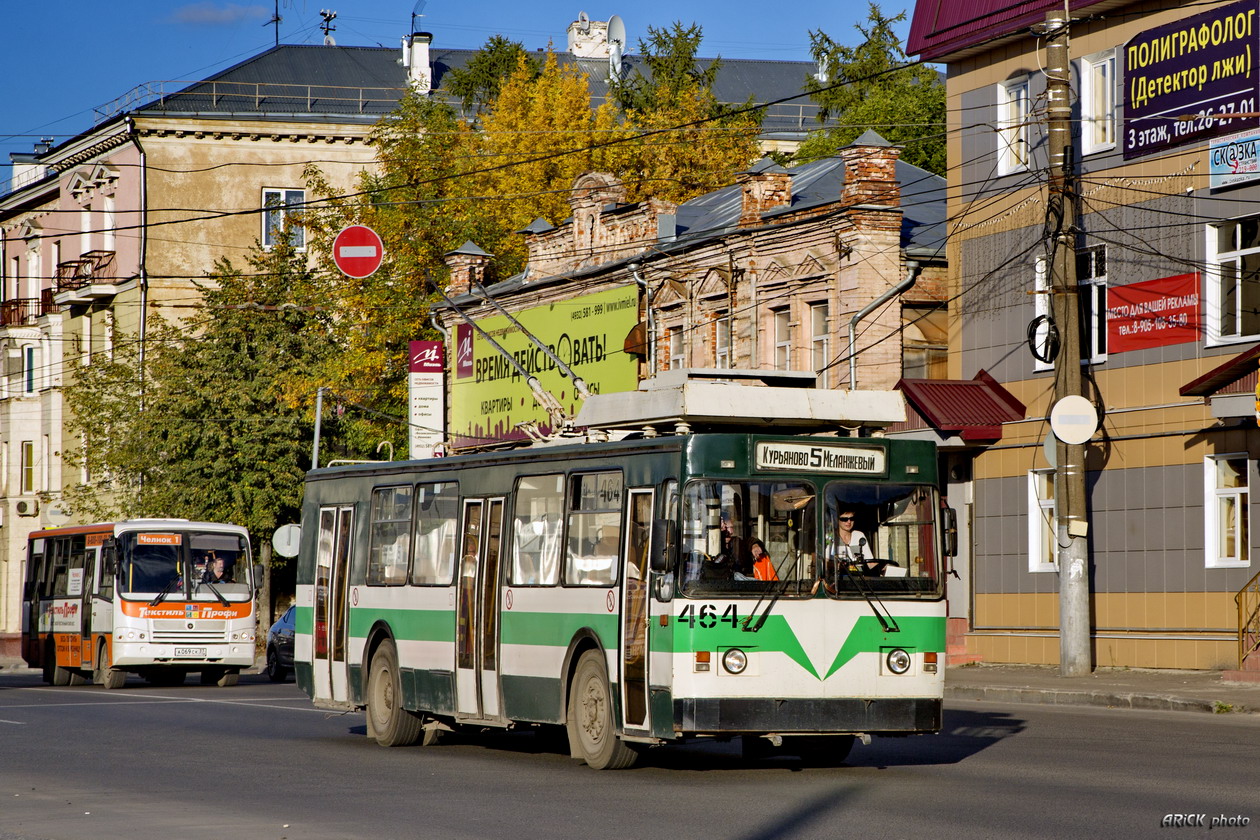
[837,550,900,633]
[741,550,796,633]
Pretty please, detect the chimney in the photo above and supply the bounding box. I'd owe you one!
[840,130,901,208]
[567,12,610,57]
[443,241,492,295]
[405,32,433,94]
[736,159,792,227]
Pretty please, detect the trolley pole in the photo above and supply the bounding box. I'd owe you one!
[1045,10,1092,676]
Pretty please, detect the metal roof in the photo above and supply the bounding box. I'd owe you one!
[907,0,1122,62]
[895,370,1025,440]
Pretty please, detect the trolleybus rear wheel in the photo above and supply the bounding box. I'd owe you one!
[567,650,638,770]
[367,639,424,747]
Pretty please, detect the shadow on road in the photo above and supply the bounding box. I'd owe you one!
[338,706,1026,771]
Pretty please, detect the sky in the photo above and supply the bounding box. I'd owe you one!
[0,1,913,181]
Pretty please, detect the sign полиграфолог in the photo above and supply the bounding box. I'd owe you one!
[1123,0,1259,160]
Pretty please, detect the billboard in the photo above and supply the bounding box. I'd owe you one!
[1106,273,1200,353]
[408,340,445,459]
[1210,126,1260,187]
[448,285,640,448]
[1123,0,1259,160]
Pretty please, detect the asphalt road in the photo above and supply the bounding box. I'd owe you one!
[1,670,1258,840]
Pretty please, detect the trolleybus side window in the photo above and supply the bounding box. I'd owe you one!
[66,536,87,597]
[411,482,459,585]
[681,480,817,595]
[565,471,622,586]
[368,485,413,585]
[511,473,564,586]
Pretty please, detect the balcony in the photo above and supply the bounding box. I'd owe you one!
[54,250,121,304]
[0,291,60,328]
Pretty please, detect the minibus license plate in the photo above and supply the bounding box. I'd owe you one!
[174,647,206,657]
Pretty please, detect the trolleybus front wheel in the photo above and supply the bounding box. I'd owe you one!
[567,650,638,770]
[367,639,426,747]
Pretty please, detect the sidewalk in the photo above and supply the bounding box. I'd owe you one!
[946,663,1260,714]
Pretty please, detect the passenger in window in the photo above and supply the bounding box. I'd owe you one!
[750,539,777,581]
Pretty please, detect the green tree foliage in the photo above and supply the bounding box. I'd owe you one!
[444,35,541,114]
[796,4,945,174]
[63,235,335,547]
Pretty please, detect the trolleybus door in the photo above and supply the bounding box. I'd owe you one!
[313,505,355,704]
[620,489,654,733]
[455,498,505,720]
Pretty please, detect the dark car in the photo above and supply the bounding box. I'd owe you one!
[265,605,296,682]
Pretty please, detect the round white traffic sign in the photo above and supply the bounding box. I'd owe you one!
[332,225,384,278]
[1049,395,1098,445]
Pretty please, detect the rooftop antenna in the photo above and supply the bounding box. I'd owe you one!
[411,0,427,33]
[607,14,625,81]
[319,9,337,45]
[265,0,282,47]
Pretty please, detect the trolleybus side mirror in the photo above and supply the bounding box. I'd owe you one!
[650,519,676,573]
[942,507,958,557]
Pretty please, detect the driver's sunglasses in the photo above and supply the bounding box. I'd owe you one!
[838,516,855,522]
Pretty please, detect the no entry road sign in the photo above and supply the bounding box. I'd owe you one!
[332,225,384,278]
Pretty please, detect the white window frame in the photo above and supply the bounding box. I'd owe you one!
[714,314,730,369]
[1028,468,1057,573]
[1205,454,1252,569]
[1032,256,1053,372]
[263,188,306,250]
[997,77,1031,175]
[1080,49,1116,155]
[1205,216,1260,345]
[667,327,684,370]
[810,302,830,388]
[20,440,34,495]
[1077,245,1108,364]
[773,308,793,370]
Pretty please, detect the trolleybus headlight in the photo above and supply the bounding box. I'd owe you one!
[886,648,912,675]
[722,648,748,675]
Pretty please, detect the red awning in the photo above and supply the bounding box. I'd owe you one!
[894,369,1025,441]
[908,0,1119,62]
[1179,344,1260,397]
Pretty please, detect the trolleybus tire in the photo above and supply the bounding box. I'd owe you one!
[566,650,638,770]
[95,643,126,690]
[367,639,425,747]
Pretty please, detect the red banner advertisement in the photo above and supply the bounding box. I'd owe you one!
[1106,273,1200,353]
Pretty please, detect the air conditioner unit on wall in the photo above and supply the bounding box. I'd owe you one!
[16,499,38,517]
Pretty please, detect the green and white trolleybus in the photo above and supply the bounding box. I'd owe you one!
[294,372,954,768]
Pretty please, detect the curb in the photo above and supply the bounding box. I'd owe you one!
[945,686,1244,714]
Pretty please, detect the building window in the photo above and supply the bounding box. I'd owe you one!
[1080,50,1116,155]
[714,315,730,368]
[774,308,792,370]
[22,345,38,394]
[20,440,34,495]
[263,188,306,250]
[668,327,685,370]
[997,77,1030,174]
[1077,245,1107,364]
[810,303,830,388]
[1028,469,1056,573]
[80,207,91,255]
[103,195,116,252]
[903,305,949,379]
[1207,216,1260,344]
[1206,455,1252,568]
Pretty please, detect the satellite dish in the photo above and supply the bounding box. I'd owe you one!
[411,0,427,33]
[607,14,626,79]
[578,10,590,33]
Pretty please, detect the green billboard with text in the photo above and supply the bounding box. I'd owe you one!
[449,285,640,448]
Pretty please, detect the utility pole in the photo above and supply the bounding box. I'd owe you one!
[1044,9,1092,676]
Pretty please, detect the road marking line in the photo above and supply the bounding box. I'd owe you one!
[0,717,25,724]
